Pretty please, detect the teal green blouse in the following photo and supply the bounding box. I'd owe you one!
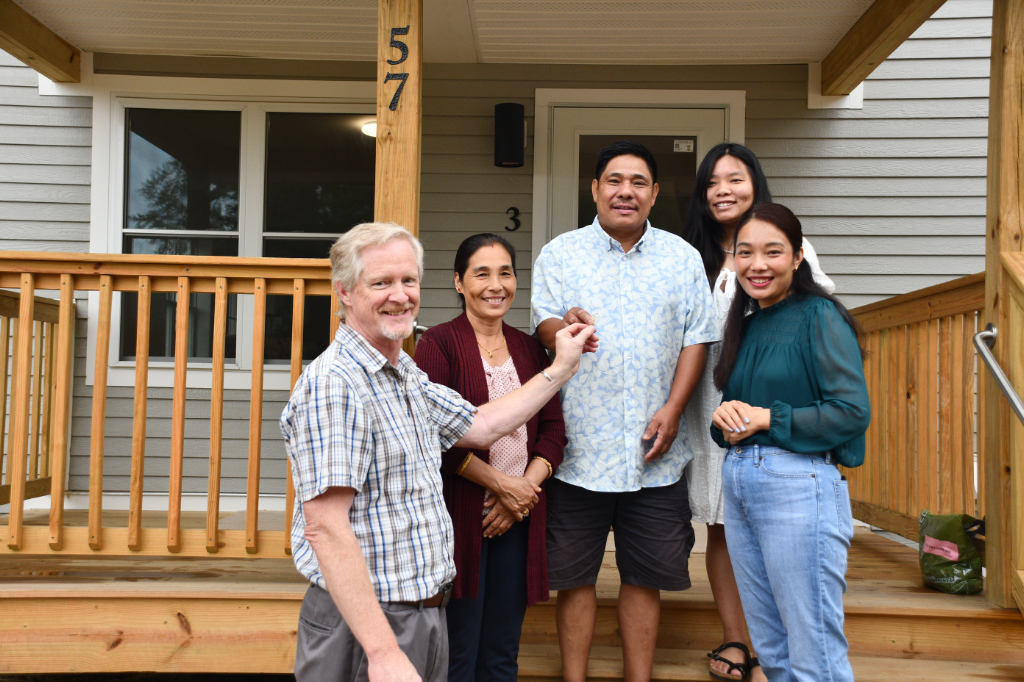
[711,295,870,467]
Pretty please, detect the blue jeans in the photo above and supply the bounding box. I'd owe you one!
[723,445,854,682]
[445,519,529,682]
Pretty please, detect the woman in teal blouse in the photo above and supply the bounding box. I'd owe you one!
[711,202,869,682]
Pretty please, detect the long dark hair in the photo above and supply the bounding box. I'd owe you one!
[453,233,517,311]
[713,203,864,391]
[682,143,772,286]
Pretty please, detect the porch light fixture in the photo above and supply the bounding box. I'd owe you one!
[494,103,525,168]
[361,121,377,137]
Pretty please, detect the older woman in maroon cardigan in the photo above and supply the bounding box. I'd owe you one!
[414,233,566,682]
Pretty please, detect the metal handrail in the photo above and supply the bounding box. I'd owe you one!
[974,324,1024,426]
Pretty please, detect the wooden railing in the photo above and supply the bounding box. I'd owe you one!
[845,273,986,541]
[0,252,336,557]
[0,290,65,508]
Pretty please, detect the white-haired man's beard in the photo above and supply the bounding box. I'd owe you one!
[378,305,416,340]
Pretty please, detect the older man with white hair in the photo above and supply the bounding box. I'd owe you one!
[281,222,596,682]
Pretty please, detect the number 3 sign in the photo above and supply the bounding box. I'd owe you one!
[385,26,410,111]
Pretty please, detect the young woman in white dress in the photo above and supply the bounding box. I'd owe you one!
[682,143,834,682]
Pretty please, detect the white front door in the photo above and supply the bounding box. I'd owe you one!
[546,107,727,243]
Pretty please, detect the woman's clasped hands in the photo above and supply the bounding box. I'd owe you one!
[482,473,541,538]
[712,400,772,445]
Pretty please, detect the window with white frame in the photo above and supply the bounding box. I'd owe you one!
[112,98,376,369]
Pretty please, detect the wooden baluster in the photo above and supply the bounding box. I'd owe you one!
[949,314,966,513]
[49,274,75,550]
[206,278,228,554]
[29,320,44,480]
[6,320,18,485]
[168,277,190,553]
[976,310,987,521]
[884,328,899,512]
[7,274,35,550]
[917,319,933,516]
[937,316,953,514]
[894,326,907,513]
[0,315,10,486]
[962,313,978,515]
[40,322,56,478]
[246,279,267,554]
[286,279,306,555]
[330,288,341,340]
[921,319,939,515]
[903,322,918,515]
[88,275,113,550]
[871,330,884,507]
[128,276,151,552]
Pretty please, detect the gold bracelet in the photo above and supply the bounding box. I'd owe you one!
[532,456,553,480]
[456,452,474,476]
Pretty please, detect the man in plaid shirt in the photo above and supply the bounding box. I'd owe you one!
[281,222,596,682]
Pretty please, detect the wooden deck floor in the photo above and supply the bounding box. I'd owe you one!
[0,524,1021,679]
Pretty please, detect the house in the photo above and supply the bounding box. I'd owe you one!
[1,0,1023,677]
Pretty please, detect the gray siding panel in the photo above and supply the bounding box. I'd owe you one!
[0,50,91,254]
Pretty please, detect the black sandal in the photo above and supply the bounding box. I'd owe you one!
[707,641,750,681]
[749,657,761,679]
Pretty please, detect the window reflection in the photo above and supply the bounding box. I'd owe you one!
[126,108,240,232]
[264,112,375,234]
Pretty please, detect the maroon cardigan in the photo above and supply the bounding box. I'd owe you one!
[414,313,566,605]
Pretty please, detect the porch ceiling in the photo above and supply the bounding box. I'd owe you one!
[12,0,876,65]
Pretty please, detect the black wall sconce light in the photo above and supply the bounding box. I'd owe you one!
[494,103,526,168]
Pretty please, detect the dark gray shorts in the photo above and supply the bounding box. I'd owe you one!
[294,584,448,682]
[545,476,694,591]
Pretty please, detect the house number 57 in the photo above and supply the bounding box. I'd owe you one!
[385,26,410,111]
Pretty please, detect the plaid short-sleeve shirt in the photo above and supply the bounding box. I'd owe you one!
[280,324,476,602]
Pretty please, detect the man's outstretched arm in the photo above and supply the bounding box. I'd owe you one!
[456,323,595,449]
[304,487,421,682]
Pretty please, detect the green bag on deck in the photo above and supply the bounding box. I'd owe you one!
[918,511,983,595]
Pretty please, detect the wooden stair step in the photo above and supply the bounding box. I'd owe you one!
[516,644,1024,681]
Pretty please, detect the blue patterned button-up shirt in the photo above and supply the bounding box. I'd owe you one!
[280,324,476,601]
[531,218,718,492]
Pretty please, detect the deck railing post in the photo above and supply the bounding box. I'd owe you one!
[87,275,113,550]
[168,277,190,553]
[7,273,35,550]
[285,279,306,555]
[128,276,151,552]
[48,274,75,550]
[245,278,267,554]
[206,277,228,553]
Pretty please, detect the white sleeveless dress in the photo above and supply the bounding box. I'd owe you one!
[683,238,835,524]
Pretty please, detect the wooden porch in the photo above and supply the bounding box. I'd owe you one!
[0,254,1022,678]
[0,0,1023,678]
[0,519,1022,679]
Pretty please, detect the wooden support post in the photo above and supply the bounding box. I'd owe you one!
[983,0,1024,609]
[48,274,74,550]
[87,275,112,551]
[6,274,35,550]
[0,0,80,83]
[375,0,423,357]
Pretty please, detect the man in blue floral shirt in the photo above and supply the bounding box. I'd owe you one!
[532,140,717,682]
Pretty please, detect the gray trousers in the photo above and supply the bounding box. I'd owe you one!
[295,584,449,682]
